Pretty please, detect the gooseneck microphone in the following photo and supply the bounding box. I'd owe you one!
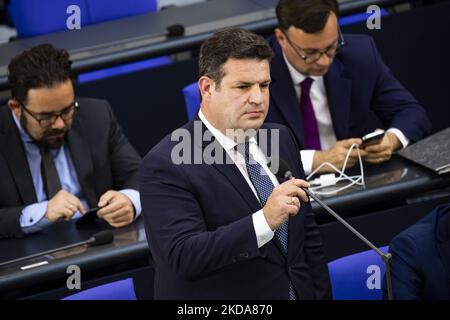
[0,231,114,269]
[272,158,393,300]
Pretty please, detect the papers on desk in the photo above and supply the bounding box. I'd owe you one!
[398,127,450,175]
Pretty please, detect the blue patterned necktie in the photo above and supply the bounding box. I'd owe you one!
[238,142,297,300]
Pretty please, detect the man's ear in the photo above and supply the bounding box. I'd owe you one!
[8,99,21,118]
[198,76,214,100]
[274,28,287,49]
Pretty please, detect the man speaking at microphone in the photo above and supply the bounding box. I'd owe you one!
[140,28,330,299]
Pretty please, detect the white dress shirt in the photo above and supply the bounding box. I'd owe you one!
[282,53,410,175]
[198,110,276,248]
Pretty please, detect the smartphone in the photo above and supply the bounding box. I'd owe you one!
[75,207,99,226]
[361,130,385,148]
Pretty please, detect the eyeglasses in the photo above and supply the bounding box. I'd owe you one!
[18,100,79,127]
[284,28,345,64]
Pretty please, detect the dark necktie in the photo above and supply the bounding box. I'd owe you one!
[238,142,297,300]
[300,77,322,150]
[40,148,62,199]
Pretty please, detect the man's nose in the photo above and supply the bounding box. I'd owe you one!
[51,115,65,129]
[248,86,263,104]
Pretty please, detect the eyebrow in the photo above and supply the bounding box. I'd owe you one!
[234,80,271,86]
[293,37,339,52]
[34,101,75,116]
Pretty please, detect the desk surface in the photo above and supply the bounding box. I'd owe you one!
[0,0,404,90]
[0,154,448,298]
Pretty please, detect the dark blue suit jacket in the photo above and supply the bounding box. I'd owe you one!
[140,119,331,299]
[386,203,450,299]
[267,35,431,149]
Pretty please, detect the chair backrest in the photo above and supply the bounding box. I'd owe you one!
[328,246,389,300]
[8,0,157,38]
[182,82,200,121]
[62,278,137,300]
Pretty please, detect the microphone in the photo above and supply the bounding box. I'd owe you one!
[0,231,114,269]
[165,24,185,38]
[147,24,185,39]
[86,230,114,246]
[271,158,393,300]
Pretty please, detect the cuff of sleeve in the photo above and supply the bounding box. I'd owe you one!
[20,202,53,234]
[387,128,409,148]
[119,189,142,219]
[252,209,274,248]
[300,150,315,176]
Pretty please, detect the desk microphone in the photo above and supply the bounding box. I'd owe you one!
[271,158,393,300]
[165,24,185,38]
[147,24,185,39]
[0,231,114,269]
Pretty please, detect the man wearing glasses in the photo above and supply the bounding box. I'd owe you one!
[0,44,141,238]
[268,0,431,175]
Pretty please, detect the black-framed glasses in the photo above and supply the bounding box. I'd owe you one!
[18,100,79,127]
[284,28,345,64]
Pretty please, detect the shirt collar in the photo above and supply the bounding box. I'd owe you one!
[198,109,258,152]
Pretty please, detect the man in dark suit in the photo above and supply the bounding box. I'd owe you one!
[386,203,450,299]
[0,44,141,238]
[268,0,431,175]
[140,28,331,299]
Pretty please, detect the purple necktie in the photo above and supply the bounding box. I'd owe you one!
[300,78,322,150]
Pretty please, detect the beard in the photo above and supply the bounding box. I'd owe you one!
[20,113,68,149]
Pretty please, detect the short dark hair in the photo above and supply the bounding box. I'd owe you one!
[8,44,72,104]
[199,28,273,87]
[276,0,339,33]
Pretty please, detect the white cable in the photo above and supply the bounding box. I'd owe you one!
[306,144,365,196]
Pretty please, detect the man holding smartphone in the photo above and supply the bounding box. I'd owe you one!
[0,44,142,238]
[267,0,431,174]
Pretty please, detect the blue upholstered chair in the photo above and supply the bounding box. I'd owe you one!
[182,82,200,121]
[8,0,158,38]
[62,278,137,300]
[328,246,389,300]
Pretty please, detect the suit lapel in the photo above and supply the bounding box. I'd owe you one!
[192,118,288,255]
[192,118,262,213]
[270,40,305,147]
[324,57,352,140]
[0,109,37,204]
[66,118,98,207]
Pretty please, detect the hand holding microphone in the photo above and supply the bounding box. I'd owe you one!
[263,179,310,231]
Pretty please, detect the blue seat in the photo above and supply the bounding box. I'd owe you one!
[8,0,90,37]
[8,0,157,38]
[182,82,200,121]
[328,246,389,300]
[88,0,157,24]
[62,278,137,300]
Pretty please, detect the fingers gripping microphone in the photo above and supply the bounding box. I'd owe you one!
[272,158,393,300]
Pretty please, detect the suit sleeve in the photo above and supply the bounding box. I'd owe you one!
[369,37,431,142]
[286,126,332,299]
[139,151,261,281]
[0,207,25,238]
[386,233,423,300]
[105,102,142,190]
